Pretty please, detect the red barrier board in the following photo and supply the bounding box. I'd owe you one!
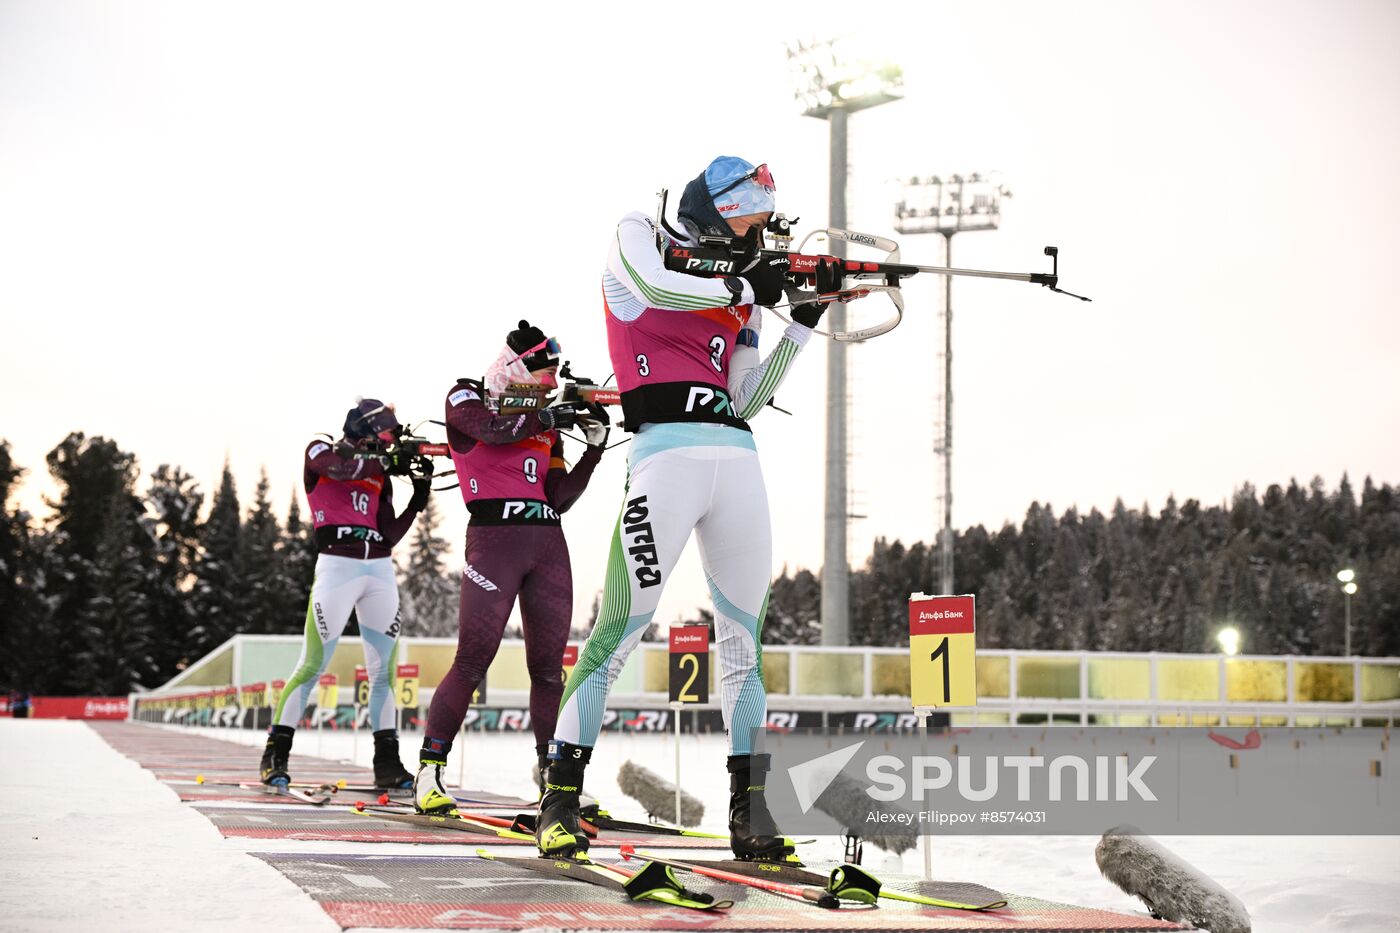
[28,696,130,719]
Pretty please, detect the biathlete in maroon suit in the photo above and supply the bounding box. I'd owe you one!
[259,399,431,790]
[413,320,608,815]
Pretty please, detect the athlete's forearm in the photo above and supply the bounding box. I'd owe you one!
[376,487,419,547]
[735,322,813,419]
[545,445,602,513]
[307,442,384,482]
[447,398,545,445]
[609,214,750,312]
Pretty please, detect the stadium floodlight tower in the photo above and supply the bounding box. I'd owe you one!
[894,173,1009,596]
[1337,569,1358,655]
[788,37,903,647]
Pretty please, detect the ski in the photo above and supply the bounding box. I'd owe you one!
[704,858,1006,911]
[194,775,342,795]
[476,850,731,911]
[502,808,726,841]
[620,845,841,908]
[240,782,334,806]
[351,803,535,840]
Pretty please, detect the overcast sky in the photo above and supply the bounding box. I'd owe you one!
[3,0,1398,629]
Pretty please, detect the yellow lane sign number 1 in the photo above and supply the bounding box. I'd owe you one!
[908,593,978,709]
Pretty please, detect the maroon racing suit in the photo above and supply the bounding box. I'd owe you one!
[304,439,422,558]
[421,378,602,755]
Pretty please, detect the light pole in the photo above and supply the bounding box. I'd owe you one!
[1337,569,1358,655]
[894,174,1008,595]
[788,38,903,645]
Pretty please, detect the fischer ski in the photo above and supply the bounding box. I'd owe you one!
[476,850,731,911]
[620,845,841,909]
[704,858,1007,911]
[351,803,534,840]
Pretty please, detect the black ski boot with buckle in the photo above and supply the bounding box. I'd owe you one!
[728,752,795,861]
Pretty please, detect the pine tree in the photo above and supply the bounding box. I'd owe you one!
[145,465,204,681]
[276,490,317,631]
[191,459,243,654]
[764,567,821,645]
[240,468,283,634]
[74,492,159,693]
[37,434,152,693]
[0,441,45,692]
[397,494,457,637]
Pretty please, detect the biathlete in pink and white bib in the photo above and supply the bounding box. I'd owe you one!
[538,157,832,861]
[260,399,431,791]
[412,321,608,816]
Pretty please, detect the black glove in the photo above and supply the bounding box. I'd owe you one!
[790,258,841,328]
[409,476,431,511]
[539,403,585,431]
[734,252,791,307]
[384,448,412,476]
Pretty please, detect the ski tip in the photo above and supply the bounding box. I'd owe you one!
[618,844,637,860]
[195,774,205,785]
[336,779,347,788]
[377,793,390,805]
[475,848,492,859]
[354,800,366,812]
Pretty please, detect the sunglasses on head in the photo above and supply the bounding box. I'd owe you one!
[712,163,776,200]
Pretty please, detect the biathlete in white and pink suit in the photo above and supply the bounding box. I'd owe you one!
[259,399,430,790]
[537,156,834,861]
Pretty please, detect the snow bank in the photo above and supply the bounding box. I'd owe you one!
[0,719,334,933]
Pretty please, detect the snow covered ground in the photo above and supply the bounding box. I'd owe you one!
[1,720,1397,932]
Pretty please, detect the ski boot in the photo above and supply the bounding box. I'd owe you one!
[259,726,294,787]
[372,730,414,790]
[414,736,457,815]
[728,753,795,861]
[535,740,592,857]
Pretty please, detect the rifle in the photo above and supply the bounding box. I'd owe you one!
[496,362,621,415]
[661,208,1090,342]
[349,423,449,477]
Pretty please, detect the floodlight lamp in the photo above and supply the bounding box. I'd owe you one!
[1337,568,1355,584]
[1344,582,1358,595]
[1216,627,1241,656]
